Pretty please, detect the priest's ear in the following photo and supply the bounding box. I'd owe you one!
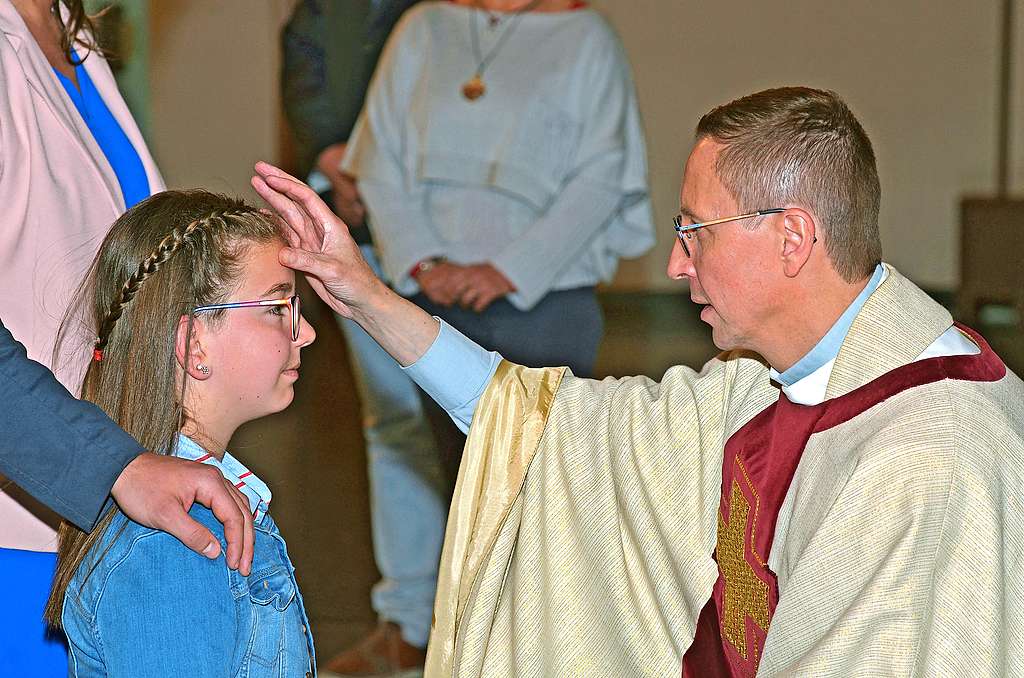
[175,314,212,381]
[777,207,817,278]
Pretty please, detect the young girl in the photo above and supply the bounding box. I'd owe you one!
[44,189,317,676]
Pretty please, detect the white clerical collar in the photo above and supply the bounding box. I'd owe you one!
[174,434,272,522]
[777,357,835,405]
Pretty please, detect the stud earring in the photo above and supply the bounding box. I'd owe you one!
[196,363,210,375]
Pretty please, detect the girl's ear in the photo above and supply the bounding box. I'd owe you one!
[175,314,211,381]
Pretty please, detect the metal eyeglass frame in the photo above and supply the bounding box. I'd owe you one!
[191,294,302,341]
[672,208,786,257]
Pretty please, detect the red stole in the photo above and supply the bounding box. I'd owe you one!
[682,324,1005,677]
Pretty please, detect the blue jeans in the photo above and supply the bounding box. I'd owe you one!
[336,247,447,648]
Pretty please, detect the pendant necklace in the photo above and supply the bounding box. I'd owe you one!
[462,0,545,101]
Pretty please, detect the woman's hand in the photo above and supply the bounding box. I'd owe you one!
[315,143,366,229]
[252,162,386,319]
[417,262,466,307]
[456,263,516,312]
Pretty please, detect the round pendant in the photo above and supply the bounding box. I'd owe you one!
[462,75,486,101]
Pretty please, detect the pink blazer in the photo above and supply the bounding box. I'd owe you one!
[0,1,164,388]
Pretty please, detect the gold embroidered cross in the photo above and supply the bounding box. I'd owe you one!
[717,479,771,659]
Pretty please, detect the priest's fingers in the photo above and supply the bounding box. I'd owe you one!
[257,165,340,241]
[252,162,329,247]
[254,160,304,185]
[251,175,320,250]
[279,247,338,285]
[278,246,367,318]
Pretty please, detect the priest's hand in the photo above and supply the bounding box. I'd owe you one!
[252,161,384,320]
[253,161,440,367]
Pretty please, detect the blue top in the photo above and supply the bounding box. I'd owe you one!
[54,51,149,209]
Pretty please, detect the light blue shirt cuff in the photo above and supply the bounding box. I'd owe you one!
[402,319,501,433]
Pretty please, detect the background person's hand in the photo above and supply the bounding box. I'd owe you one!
[315,143,366,229]
[456,263,516,312]
[417,262,467,307]
[111,453,255,575]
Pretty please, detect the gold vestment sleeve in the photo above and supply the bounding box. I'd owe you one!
[426,360,566,676]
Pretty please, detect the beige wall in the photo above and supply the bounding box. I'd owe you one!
[148,0,294,201]
[147,1,1024,291]
[601,0,1024,291]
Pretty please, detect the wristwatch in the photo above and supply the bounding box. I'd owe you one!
[409,256,447,279]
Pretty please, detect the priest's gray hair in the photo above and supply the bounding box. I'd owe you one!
[696,87,882,283]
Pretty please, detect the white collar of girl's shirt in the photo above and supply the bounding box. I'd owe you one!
[174,434,272,522]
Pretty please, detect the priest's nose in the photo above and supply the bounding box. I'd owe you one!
[667,237,695,281]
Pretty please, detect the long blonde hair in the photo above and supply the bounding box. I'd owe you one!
[44,190,283,625]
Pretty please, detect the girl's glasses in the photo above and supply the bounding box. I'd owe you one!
[192,294,302,341]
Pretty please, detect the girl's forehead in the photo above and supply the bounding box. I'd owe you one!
[235,241,295,294]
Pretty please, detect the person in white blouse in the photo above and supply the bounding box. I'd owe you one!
[329,1,654,674]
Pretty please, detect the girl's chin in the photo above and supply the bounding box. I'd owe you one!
[275,386,296,410]
[253,387,296,419]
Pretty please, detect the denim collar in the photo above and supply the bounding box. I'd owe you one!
[771,263,885,387]
[175,434,272,522]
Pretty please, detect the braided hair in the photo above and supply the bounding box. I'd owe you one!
[91,208,247,361]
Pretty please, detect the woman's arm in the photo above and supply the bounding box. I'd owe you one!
[0,318,254,571]
[341,8,447,289]
[488,34,652,310]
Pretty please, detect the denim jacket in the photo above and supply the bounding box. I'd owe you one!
[62,500,316,676]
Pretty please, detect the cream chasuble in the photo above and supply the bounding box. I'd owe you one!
[426,265,1024,677]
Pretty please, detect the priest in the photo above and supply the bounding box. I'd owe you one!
[255,86,1024,677]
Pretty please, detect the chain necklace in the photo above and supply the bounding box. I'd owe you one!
[462,0,545,101]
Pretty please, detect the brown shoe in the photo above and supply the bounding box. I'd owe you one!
[319,622,426,678]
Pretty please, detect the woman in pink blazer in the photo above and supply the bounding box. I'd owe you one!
[0,0,163,550]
